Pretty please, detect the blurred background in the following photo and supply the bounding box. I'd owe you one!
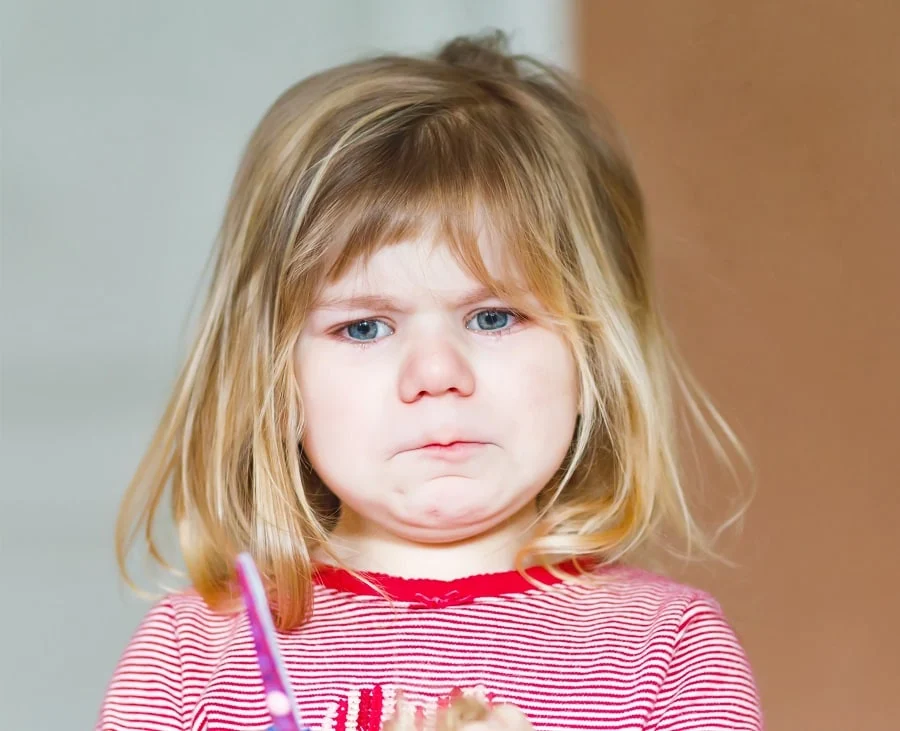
[1,1,897,729]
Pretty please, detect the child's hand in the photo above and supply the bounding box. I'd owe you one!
[384,691,533,731]
[441,701,533,731]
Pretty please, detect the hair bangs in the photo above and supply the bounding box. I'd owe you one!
[300,100,577,324]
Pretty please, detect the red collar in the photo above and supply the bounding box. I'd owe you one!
[313,559,594,608]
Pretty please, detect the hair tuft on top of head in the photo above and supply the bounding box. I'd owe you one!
[436,30,518,76]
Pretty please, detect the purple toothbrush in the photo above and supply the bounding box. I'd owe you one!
[235,552,312,731]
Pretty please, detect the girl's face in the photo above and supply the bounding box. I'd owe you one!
[294,235,579,548]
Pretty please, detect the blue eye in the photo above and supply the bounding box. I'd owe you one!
[466,309,517,332]
[345,319,392,342]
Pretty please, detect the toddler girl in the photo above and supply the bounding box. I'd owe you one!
[98,32,763,731]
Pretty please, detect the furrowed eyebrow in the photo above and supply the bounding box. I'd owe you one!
[313,286,503,313]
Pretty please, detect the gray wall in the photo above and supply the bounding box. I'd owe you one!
[0,1,573,727]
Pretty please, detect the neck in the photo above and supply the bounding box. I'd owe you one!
[316,503,540,580]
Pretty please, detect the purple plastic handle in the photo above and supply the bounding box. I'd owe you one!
[235,553,311,731]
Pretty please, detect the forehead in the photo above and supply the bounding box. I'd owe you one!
[321,238,498,296]
[313,226,531,307]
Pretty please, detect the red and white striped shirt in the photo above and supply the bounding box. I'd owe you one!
[97,561,763,731]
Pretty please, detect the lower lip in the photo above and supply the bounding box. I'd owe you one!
[413,442,486,460]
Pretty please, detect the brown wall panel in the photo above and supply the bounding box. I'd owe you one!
[576,2,900,729]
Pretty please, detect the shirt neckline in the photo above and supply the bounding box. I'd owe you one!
[312,558,595,607]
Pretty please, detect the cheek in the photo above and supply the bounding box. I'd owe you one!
[295,347,387,468]
[296,348,342,455]
[502,335,579,454]
[512,333,577,406]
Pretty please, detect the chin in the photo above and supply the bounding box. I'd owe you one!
[394,524,490,545]
[383,505,516,545]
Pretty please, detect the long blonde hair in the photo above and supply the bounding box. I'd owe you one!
[116,32,751,629]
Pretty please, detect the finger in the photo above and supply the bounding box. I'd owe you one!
[485,703,534,731]
[383,695,422,731]
[438,694,491,730]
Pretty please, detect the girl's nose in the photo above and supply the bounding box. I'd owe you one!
[397,333,476,403]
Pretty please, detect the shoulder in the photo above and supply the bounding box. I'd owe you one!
[161,587,235,620]
[588,568,764,727]
[556,563,742,644]
[128,588,243,651]
[162,586,242,627]
[572,563,725,615]
[576,565,762,723]
[102,590,244,690]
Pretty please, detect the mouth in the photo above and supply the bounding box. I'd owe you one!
[407,440,488,460]
[418,440,481,450]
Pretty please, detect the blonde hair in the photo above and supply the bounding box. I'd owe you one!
[116,32,752,629]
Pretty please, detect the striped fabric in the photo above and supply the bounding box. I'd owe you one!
[97,562,763,730]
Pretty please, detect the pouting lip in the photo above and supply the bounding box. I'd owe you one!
[395,436,490,455]
[402,441,489,463]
